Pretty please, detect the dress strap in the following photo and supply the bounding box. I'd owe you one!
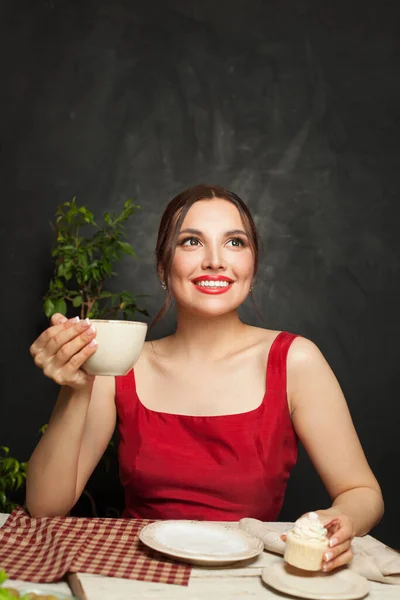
[114,368,136,417]
[115,368,135,393]
[266,331,298,392]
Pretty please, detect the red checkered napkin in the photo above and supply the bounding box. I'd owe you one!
[0,508,190,585]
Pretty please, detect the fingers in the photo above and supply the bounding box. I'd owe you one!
[321,515,355,572]
[49,339,98,386]
[322,544,353,572]
[322,517,340,532]
[30,316,79,357]
[30,316,98,388]
[51,313,68,326]
[32,318,93,364]
[327,518,355,547]
[51,324,97,371]
[46,319,96,366]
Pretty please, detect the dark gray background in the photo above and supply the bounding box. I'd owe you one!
[1,0,399,546]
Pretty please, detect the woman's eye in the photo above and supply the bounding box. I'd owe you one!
[226,237,244,247]
[181,237,201,247]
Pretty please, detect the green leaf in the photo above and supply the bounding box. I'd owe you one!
[72,295,83,307]
[0,492,7,510]
[54,278,64,289]
[39,424,48,436]
[0,568,7,585]
[78,253,88,268]
[44,298,55,318]
[102,262,112,277]
[118,241,135,256]
[1,458,18,475]
[53,298,67,315]
[15,473,25,489]
[120,291,134,301]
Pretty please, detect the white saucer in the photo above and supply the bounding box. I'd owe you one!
[139,520,264,566]
[262,558,371,600]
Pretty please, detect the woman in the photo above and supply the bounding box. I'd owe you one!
[27,184,384,573]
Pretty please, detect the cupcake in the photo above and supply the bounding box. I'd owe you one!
[284,511,329,571]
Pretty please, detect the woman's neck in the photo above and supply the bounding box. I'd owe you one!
[170,309,249,361]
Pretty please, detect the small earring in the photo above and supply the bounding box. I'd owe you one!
[161,281,167,290]
[249,285,253,292]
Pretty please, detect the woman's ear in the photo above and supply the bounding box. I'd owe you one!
[157,268,166,289]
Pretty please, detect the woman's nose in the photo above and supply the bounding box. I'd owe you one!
[201,246,226,270]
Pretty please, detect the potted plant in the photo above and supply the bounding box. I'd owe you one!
[43,197,149,321]
[0,447,27,513]
[41,197,149,517]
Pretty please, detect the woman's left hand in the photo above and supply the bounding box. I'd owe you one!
[281,510,356,572]
[316,510,356,572]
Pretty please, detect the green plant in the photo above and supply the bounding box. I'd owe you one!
[0,568,24,600]
[0,447,27,513]
[0,569,72,599]
[43,197,149,320]
[38,197,146,518]
[0,569,25,599]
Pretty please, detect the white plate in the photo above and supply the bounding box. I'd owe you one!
[262,558,371,600]
[139,520,264,566]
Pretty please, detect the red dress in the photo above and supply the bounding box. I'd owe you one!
[115,331,298,521]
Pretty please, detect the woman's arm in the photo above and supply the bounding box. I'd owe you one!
[287,336,384,569]
[26,376,116,518]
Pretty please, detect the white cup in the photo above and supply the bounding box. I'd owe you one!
[82,319,148,376]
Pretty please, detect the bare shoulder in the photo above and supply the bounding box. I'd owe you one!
[244,325,283,347]
[244,328,328,370]
[286,335,329,372]
[286,336,342,413]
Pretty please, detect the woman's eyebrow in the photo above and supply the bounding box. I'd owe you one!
[225,229,248,237]
[179,228,202,235]
[179,228,248,237]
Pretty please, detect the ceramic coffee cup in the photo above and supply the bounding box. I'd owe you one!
[82,319,148,376]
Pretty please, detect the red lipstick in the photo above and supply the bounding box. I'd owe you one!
[191,275,234,295]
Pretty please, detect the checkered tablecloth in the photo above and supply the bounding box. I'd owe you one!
[0,508,191,585]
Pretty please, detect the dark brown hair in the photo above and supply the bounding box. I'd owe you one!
[152,184,260,327]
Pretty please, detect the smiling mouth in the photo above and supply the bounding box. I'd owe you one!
[191,278,233,294]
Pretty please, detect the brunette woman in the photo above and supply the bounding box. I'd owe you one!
[27,184,384,572]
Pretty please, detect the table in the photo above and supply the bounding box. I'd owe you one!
[1,513,398,599]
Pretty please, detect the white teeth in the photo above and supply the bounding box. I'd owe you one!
[195,280,230,287]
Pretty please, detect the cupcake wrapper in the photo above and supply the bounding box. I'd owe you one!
[284,533,329,571]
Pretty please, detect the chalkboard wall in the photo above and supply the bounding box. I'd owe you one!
[1,0,399,546]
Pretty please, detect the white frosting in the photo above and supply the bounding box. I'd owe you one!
[290,512,328,542]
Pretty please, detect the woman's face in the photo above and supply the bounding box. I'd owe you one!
[168,198,255,317]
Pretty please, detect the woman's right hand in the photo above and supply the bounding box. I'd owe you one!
[30,313,98,390]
